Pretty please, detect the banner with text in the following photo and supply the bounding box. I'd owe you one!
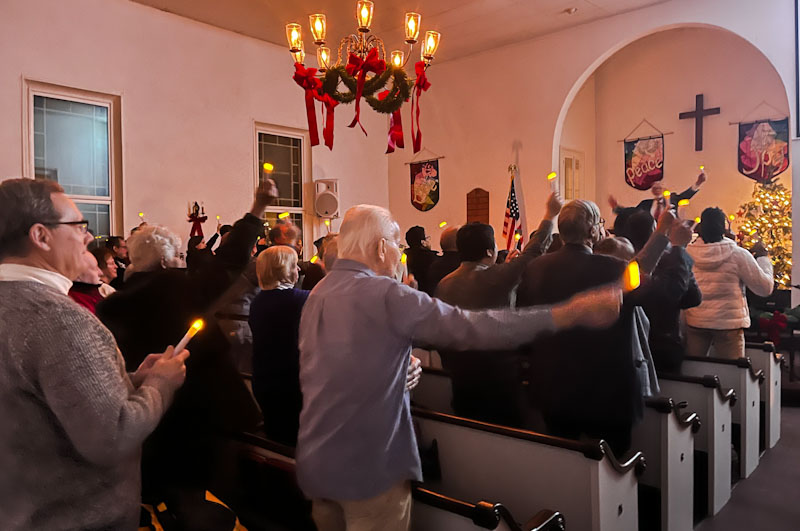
[738,118,789,183]
[624,135,664,190]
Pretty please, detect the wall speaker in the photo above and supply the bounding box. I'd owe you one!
[314,179,339,218]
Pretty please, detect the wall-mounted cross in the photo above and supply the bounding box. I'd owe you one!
[678,94,720,151]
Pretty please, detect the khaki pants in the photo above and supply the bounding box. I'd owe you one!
[685,326,745,359]
[311,481,412,531]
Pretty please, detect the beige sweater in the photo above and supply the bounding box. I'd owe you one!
[0,281,173,530]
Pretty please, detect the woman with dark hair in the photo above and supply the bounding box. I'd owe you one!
[685,207,774,359]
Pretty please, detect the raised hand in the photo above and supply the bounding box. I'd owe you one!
[608,195,619,210]
[250,178,279,216]
[655,209,676,236]
[695,171,707,187]
[545,192,563,220]
[669,219,694,248]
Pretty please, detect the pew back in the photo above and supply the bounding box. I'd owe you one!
[413,367,455,414]
[414,407,643,531]
[746,342,782,449]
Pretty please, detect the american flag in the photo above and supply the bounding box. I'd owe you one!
[502,174,523,251]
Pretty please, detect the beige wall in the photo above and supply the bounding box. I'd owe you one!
[0,0,389,252]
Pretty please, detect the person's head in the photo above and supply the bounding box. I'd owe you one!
[456,223,497,264]
[558,199,604,247]
[90,247,117,282]
[612,207,638,239]
[322,235,339,272]
[651,181,665,198]
[256,245,300,289]
[0,178,93,280]
[698,207,727,243]
[405,225,430,250]
[624,210,656,252]
[338,205,402,277]
[440,226,460,253]
[594,237,635,261]
[269,223,299,250]
[75,250,103,284]
[219,224,232,244]
[127,225,183,274]
[105,236,128,260]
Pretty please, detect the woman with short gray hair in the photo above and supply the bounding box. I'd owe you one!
[126,224,183,277]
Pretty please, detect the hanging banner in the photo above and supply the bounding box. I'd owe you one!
[738,118,789,182]
[410,160,439,211]
[624,135,664,190]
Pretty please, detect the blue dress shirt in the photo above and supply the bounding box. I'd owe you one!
[296,259,556,501]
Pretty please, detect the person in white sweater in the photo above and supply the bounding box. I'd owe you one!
[685,207,773,359]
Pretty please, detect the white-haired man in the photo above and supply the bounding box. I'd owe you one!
[0,178,188,529]
[296,204,623,531]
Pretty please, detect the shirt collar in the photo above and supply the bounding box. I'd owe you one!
[0,263,73,295]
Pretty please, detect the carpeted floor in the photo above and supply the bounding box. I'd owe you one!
[695,404,800,531]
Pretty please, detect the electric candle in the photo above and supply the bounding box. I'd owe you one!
[547,171,557,192]
[278,212,291,219]
[401,252,407,264]
[263,162,274,172]
[175,319,204,353]
[623,261,640,292]
[439,221,447,228]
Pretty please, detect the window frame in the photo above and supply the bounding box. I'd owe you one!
[23,80,123,236]
[253,122,312,258]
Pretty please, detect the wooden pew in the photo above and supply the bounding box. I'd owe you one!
[681,355,764,479]
[413,407,645,531]
[745,341,783,450]
[412,486,566,531]
[413,366,455,414]
[631,397,699,531]
[658,374,735,518]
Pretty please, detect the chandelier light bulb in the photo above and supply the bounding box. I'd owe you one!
[291,41,305,64]
[309,14,327,44]
[391,50,404,68]
[317,46,331,69]
[286,23,303,52]
[356,0,374,31]
[422,30,441,61]
[405,12,421,43]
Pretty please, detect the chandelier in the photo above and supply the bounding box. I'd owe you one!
[286,1,441,153]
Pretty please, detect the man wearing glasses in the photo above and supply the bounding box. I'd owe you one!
[0,178,189,530]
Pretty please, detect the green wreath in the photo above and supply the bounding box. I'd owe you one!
[320,66,412,114]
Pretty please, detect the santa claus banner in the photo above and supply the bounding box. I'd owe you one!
[410,159,439,211]
[624,135,664,190]
[738,118,789,182]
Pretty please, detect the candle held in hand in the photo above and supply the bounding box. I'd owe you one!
[263,162,274,172]
[547,171,557,192]
[439,221,447,228]
[623,261,640,292]
[677,199,690,207]
[175,319,204,353]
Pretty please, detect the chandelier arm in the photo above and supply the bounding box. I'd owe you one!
[402,42,414,68]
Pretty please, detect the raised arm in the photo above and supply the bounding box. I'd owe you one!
[738,243,774,297]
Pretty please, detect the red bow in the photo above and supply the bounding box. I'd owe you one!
[758,311,788,347]
[293,63,323,147]
[378,90,405,154]
[411,61,431,153]
[346,49,386,134]
[316,92,338,150]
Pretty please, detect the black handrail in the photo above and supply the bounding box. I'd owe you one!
[659,373,737,406]
[644,397,701,433]
[683,355,765,383]
[412,406,645,477]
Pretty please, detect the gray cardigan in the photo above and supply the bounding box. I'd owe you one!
[0,281,172,530]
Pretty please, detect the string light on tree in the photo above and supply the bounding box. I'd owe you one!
[733,180,792,287]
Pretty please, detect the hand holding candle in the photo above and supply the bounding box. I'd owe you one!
[175,319,204,353]
[547,171,558,192]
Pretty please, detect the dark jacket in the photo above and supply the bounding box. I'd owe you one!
[433,220,553,426]
[616,186,699,215]
[96,213,263,497]
[638,246,702,372]
[425,251,462,296]
[249,288,310,446]
[405,246,439,294]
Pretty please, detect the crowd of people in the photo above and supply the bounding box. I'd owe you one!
[0,171,777,530]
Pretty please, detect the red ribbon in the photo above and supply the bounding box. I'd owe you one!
[411,61,431,153]
[317,93,338,150]
[293,63,322,147]
[346,49,386,134]
[379,90,405,154]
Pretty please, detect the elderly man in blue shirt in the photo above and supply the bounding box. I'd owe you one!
[297,204,623,531]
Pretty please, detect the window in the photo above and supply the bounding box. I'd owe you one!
[559,148,585,201]
[26,82,121,239]
[256,127,308,257]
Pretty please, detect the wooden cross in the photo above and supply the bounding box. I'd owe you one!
[679,94,720,151]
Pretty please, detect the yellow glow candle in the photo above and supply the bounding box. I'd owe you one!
[699,165,705,171]
[729,214,735,221]
[694,217,701,224]
[175,319,204,353]
[401,252,407,264]
[623,261,641,292]
[662,190,671,199]
[547,171,557,192]
[278,212,290,220]
[263,162,274,173]
[310,255,319,264]
[439,221,447,228]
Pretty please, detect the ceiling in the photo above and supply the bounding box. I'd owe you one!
[130,0,670,63]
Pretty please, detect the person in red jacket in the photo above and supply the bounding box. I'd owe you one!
[68,251,108,314]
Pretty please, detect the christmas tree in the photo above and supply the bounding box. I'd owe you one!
[733,180,792,288]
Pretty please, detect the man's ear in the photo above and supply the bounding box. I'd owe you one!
[485,248,494,259]
[28,224,52,253]
[377,237,387,262]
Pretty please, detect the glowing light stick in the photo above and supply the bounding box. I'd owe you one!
[514,233,522,241]
[278,212,290,219]
[263,162,274,172]
[401,252,407,264]
[324,219,331,227]
[439,221,447,228]
[216,215,220,220]
[678,199,690,207]
[310,255,319,264]
[694,217,701,223]
[175,319,204,353]
[662,190,671,199]
[623,261,641,292]
[547,171,557,192]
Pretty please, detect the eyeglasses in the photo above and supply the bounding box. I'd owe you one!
[43,220,91,234]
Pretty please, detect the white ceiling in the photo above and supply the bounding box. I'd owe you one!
[130,0,670,63]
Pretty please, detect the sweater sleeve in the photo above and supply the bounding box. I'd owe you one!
[737,251,774,297]
[34,311,171,466]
